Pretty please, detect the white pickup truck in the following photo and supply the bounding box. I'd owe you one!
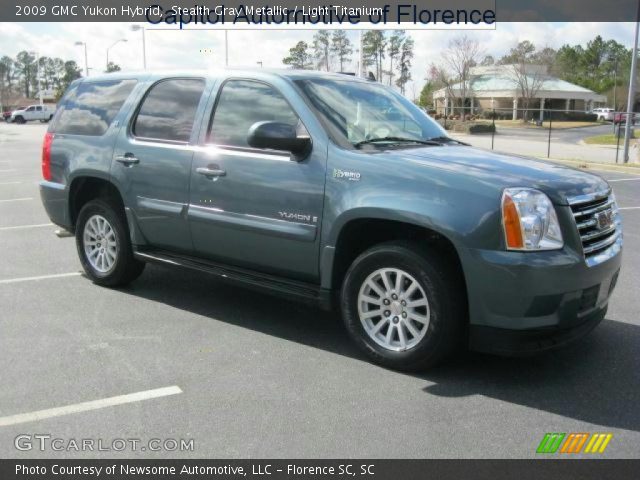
[9,104,54,124]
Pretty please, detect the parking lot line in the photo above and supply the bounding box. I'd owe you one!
[0,386,183,427]
[608,178,640,182]
[0,272,81,285]
[0,223,53,231]
[0,181,23,185]
[0,169,17,173]
[0,197,33,203]
[619,206,640,210]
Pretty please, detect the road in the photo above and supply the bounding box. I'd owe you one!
[0,123,639,459]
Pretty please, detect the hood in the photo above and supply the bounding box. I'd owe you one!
[379,145,609,205]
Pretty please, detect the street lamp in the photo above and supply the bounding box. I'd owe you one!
[256,61,263,68]
[74,41,89,77]
[29,50,43,106]
[130,25,147,70]
[106,38,127,72]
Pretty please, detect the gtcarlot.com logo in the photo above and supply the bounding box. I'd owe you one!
[536,433,613,454]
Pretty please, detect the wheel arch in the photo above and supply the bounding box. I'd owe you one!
[322,209,466,294]
[67,175,145,245]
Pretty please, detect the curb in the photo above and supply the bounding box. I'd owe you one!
[536,157,640,175]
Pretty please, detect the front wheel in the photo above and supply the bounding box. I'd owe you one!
[341,242,466,371]
[75,199,145,287]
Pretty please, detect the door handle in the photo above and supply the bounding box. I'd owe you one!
[114,154,140,166]
[196,167,226,178]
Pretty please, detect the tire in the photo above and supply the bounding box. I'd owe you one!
[14,116,25,124]
[75,198,145,287]
[341,241,466,371]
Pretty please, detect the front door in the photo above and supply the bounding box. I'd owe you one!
[189,79,327,281]
[111,77,209,253]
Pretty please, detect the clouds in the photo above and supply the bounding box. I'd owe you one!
[0,22,635,94]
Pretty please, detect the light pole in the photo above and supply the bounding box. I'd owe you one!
[256,61,263,68]
[106,39,127,72]
[623,1,640,164]
[29,50,43,105]
[130,25,147,70]
[74,41,89,77]
[613,56,618,110]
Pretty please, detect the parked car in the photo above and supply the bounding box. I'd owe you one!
[3,106,26,122]
[9,104,54,123]
[39,71,622,371]
[613,112,637,125]
[592,107,614,121]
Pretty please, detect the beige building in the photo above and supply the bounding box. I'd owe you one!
[433,65,607,120]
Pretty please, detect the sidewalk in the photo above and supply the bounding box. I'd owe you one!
[449,132,639,165]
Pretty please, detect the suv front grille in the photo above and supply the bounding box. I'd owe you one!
[568,190,622,267]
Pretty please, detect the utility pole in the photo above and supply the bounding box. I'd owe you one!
[359,30,364,78]
[623,0,640,163]
[225,30,229,67]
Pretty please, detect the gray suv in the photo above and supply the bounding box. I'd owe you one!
[39,70,622,371]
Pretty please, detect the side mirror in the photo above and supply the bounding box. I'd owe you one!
[247,121,311,158]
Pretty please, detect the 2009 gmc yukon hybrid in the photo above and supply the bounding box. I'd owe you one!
[39,70,622,371]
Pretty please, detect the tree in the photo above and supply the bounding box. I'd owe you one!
[362,31,387,82]
[0,56,14,109]
[282,41,313,69]
[438,35,481,115]
[312,31,331,71]
[396,36,414,94]
[480,55,495,66]
[59,60,81,94]
[330,31,352,72]
[14,51,36,98]
[106,62,121,73]
[502,41,545,122]
[386,31,405,86]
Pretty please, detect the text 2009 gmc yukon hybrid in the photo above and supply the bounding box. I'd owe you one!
[40,70,622,371]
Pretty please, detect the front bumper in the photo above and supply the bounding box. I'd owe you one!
[461,242,621,356]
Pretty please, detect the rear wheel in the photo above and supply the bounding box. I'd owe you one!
[76,198,145,286]
[341,241,466,371]
[14,116,25,124]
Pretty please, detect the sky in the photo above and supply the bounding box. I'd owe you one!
[0,22,636,97]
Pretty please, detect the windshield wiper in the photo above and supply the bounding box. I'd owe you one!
[354,137,442,148]
[426,136,470,146]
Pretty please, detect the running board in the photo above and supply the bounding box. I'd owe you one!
[133,248,333,310]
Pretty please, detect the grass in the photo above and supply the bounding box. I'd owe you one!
[584,132,638,145]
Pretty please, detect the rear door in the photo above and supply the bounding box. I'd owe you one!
[188,78,327,281]
[111,77,210,253]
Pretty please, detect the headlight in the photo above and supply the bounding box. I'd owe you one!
[501,188,563,251]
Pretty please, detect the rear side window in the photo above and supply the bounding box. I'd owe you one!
[133,78,206,143]
[55,79,137,136]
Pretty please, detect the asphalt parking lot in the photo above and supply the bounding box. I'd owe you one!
[1,122,639,459]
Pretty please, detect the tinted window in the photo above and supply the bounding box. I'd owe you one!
[55,79,137,136]
[209,80,299,147]
[133,78,205,142]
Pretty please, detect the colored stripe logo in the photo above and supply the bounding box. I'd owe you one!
[536,433,613,454]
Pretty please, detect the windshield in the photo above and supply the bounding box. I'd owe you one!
[295,78,447,149]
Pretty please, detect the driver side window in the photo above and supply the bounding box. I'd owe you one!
[209,80,300,148]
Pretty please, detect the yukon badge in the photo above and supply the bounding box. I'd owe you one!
[333,168,361,182]
[278,212,317,223]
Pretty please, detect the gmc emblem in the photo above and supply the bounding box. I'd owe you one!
[595,209,614,231]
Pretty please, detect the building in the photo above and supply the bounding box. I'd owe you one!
[433,65,607,120]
